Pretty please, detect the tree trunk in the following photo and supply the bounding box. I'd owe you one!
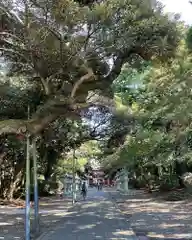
[178,177,185,188]
[6,170,23,200]
[0,153,6,195]
[0,158,25,200]
[44,148,58,181]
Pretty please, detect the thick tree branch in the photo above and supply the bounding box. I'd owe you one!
[71,66,95,98]
[0,32,23,42]
[105,47,152,85]
[0,120,27,135]
[0,97,91,136]
[0,114,59,136]
[0,5,24,25]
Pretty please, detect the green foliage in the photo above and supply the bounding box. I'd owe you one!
[101,31,192,191]
[0,75,42,119]
[0,134,26,199]
[50,140,101,179]
[0,0,185,199]
[186,27,192,52]
[0,0,180,126]
[37,180,63,196]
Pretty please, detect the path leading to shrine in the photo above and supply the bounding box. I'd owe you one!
[37,188,136,240]
[1,188,192,239]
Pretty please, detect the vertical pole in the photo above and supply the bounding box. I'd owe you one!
[75,155,77,198]
[72,147,76,205]
[25,105,31,240]
[32,138,39,234]
[123,167,129,193]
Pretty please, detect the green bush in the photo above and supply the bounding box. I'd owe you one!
[159,174,179,191]
[30,180,63,198]
[182,172,192,193]
[129,178,146,189]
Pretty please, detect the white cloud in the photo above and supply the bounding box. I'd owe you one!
[160,0,192,24]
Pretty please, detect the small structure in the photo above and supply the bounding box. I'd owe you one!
[61,173,81,196]
[114,168,129,193]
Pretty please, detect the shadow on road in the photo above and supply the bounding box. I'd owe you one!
[109,189,192,240]
[38,189,136,240]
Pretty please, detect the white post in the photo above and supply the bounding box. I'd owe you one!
[123,167,129,193]
[64,176,68,196]
[116,173,121,190]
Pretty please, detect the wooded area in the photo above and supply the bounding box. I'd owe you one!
[0,0,192,201]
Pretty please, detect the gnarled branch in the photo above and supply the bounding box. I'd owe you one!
[71,66,95,98]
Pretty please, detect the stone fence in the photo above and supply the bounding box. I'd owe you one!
[60,174,82,196]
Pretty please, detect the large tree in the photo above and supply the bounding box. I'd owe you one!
[101,27,192,190]
[0,0,180,136]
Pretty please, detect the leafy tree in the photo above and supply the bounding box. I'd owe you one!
[0,134,26,200]
[0,0,180,136]
[102,29,192,191]
[0,0,184,199]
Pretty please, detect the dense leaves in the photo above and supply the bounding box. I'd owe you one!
[102,26,192,191]
[0,0,184,199]
[0,0,180,135]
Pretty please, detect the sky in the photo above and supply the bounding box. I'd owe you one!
[160,0,192,24]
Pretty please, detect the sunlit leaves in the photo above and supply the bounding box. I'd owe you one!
[102,31,192,179]
[0,0,184,183]
[186,27,192,52]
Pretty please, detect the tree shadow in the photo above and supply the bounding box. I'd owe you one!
[110,190,192,240]
[38,195,136,240]
[0,190,136,239]
[0,196,76,239]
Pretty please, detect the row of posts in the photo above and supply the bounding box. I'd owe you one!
[25,118,79,239]
[25,139,79,239]
[63,148,83,204]
[63,174,81,198]
[24,121,128,238]
[25,141,129,239]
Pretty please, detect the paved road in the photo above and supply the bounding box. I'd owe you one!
[38,188,137,240]
[110,190,192,240]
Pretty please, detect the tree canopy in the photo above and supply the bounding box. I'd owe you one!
[0,0,187,199]
[0,0,180,136]
[101,24,192,191]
